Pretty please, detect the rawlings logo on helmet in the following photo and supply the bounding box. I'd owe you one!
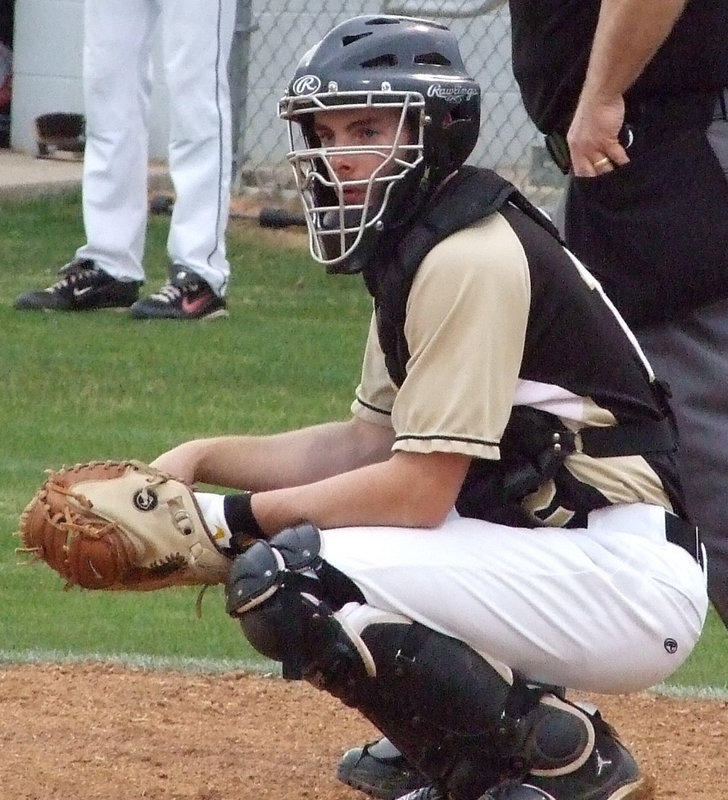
[427,84,479,103]
[291,74,322,96]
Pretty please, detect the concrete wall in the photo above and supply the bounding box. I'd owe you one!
[10,0,169,158]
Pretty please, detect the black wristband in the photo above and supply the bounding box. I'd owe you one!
[224,492,266,547]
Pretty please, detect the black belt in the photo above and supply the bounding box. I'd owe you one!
[665,512,705,570]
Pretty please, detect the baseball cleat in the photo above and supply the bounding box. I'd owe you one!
[13,258,141,311]
[338,738,430,800]
[129,267,228,320]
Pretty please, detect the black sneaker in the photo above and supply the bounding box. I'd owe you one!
[337,738,430,800]
[129,268,228,320]
[13,258,141,311]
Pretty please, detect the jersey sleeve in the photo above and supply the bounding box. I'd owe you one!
[351,309,397,428]
[392,213,531,459]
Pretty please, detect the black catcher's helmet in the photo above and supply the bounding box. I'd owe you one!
[279,15,481,273]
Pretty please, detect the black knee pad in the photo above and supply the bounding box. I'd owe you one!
[226,523,363,615]
[270,523,366,607]
[225,523,324,617]
[268,522,323,570]
[225,539,283,617]
[224,523,369,681]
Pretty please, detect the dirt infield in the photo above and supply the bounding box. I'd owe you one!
[1,662,724,800]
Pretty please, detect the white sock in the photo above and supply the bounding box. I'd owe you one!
[194,492,233,550]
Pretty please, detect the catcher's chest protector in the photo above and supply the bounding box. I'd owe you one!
[363,167,681,527]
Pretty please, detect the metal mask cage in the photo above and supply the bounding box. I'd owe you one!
[279,87,426,267]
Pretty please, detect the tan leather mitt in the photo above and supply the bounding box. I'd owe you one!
[16,460,233,590]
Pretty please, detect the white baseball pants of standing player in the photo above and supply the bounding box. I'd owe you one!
[319,502,708,694]
[76,0,236,295]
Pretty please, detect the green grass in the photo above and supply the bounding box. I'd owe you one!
[0,191,369,669]
[668,608,728,692]
[0,192,726,694]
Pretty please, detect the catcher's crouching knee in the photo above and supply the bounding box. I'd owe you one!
[225,538,288,661]
[224,523,372,686]
[225,524,326,670]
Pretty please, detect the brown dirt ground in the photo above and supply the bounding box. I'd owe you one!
[0,663,725,800]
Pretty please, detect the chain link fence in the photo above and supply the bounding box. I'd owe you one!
[230,0,565,212]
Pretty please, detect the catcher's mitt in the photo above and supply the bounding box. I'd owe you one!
[16,460,234,591]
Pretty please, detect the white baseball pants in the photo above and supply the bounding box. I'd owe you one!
[76,0,236,294]
[320,503,708,695]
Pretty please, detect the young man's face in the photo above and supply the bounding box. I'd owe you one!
[312,106,415,206]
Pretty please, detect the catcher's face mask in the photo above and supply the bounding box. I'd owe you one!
[279,87,425,270]
[279,15,481,273]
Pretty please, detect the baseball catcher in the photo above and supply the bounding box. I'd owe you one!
[19,15,709,800]
[16,460,242,591]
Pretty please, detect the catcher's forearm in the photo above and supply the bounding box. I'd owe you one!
[155,418,394,492]
[195,430,343,490]
[248,449,470,535]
